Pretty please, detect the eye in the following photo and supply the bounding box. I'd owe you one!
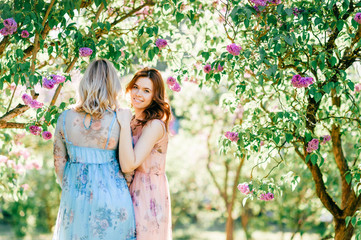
[145,90,150,93]
[133,85,138,89]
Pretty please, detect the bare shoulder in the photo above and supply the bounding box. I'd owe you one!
[143,119,165,139]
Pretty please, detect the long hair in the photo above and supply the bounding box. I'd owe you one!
[126,67,171,130]
[74,59,121,119]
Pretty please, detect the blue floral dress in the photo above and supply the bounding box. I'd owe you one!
[53,109,136,240]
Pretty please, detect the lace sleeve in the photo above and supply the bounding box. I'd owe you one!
[53,114,68,186]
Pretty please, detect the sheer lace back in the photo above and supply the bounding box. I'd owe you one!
[59,109,119,150]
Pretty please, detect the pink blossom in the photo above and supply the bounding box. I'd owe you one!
[259,192,274,201]
[225,131,239,142]
[237,183,252,194]
[79,47,93,57]
[29,100,43,109]
[355,13,361,24]
[22,93,32,105]
[155,38,168,49]
[6,160,16,168]
[355,83,361,93]
[306,138,319,153]
[21,184,29,190]
[43,77,55,89]
[170,82,181,92]
[260,141,265,146]
[0,155,8,163]
[14,163,25,174]
[42,131,52,140]
[166,76,176,86]
[21,30,29,38]
[29,125,42,135]
[226,43,241,56]
[18,149,30,160]
[25,161,41,170]
[203,64,212,73]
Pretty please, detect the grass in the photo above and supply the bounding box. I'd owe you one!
[0,222,322,240]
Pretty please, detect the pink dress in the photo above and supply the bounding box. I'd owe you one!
[130,120,172,240]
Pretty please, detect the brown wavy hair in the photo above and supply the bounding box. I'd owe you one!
[126,67,171,130]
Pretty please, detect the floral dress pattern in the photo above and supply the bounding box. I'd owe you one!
[53,109,136,240]
[130,119,172,240]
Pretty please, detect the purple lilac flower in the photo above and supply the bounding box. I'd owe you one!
[29,100,43,109]
[155,38,167,49]
[42,131,52,140]
[291,74,314,88]
[21,30,29,38]
[166,76,176,86]
[306,138,319,153]
[79,47,93,57]
[259,192,274,201]
[321,135,331,145]
[226,43,241,56]
[29,125,42,136]
[22,93,32,105]
[293,8,303,17]
[51,74,66,84]
[170,82,181,92]
[0,28,10,36]
[225,131,239,142]
[43,77,55,89]
[355,13,361,24]
[203,64,212,73]
[3,18,17,34]
[237,183,252,195]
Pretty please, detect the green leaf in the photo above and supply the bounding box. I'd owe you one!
[310,154,318,165]
[148,48,155,60]
[347,81,355,91]
[330,56,337,67]
[16,49,23,58]
[337,20,344,31]
[346,216,352,227]
[314,92,322,103]
[141,40,153,52]
[311,60,317,70]
[345,173,352,184]
[163,3,170,11]
[201,52,210,61]
[352,216,357,227]
[285,133,293,143]
[176,12,184,23]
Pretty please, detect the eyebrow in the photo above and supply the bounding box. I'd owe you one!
[134,83,152,91]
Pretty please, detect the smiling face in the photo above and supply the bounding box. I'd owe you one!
[130,77,154,111]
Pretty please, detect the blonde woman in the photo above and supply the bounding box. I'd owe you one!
[53,59,136,239]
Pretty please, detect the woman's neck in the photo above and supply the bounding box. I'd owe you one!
[134,109,144,120]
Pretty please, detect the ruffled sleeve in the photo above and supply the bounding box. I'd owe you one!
[53,113,68,186]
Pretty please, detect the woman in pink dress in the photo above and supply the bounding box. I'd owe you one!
[116,68,172,240]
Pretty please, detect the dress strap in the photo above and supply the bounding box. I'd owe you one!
[104,111,116,149]
[62,109,71,145]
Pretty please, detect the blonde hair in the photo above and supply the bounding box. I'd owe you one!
[74,59,121,119]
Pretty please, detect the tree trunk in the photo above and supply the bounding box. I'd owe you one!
[334,218,354,240]
[226,206,234,240]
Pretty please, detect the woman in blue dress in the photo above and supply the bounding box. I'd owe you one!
[52,59,136,240]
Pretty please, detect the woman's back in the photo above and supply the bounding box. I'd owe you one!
[61,109,119,150]
[53,109,136,240]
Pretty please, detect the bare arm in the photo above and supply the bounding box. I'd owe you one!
[53,114,68,185]
[116,108,164,173]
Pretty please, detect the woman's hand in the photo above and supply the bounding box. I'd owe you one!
[116,108,132,126]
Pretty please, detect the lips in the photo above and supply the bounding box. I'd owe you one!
[133,97,143,103]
